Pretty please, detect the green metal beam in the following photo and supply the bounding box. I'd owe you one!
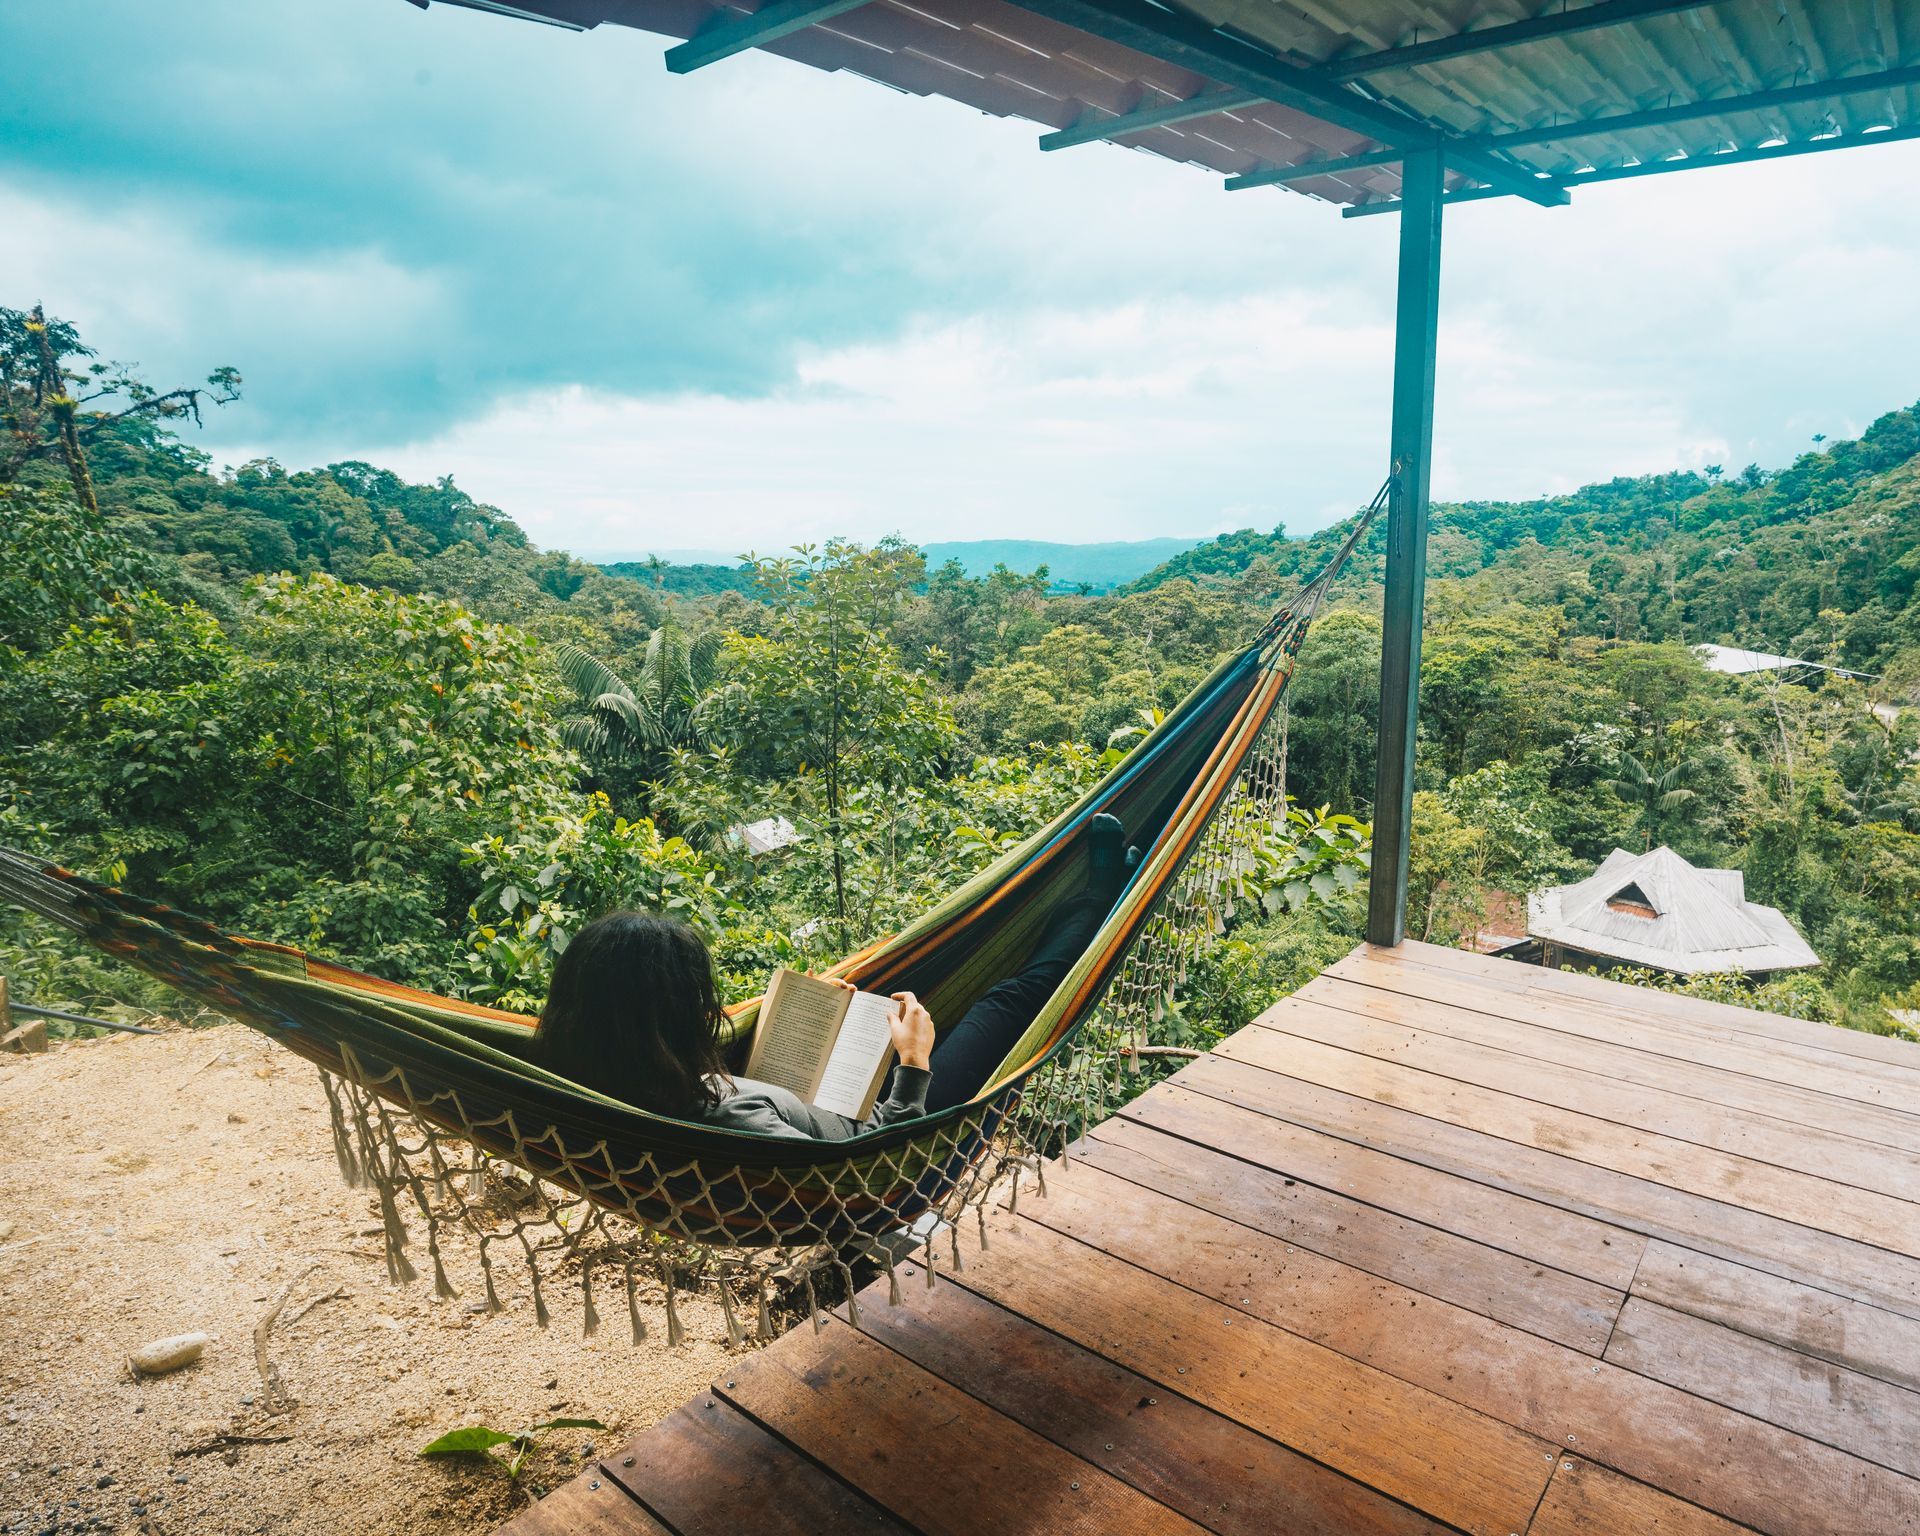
[665,0,872,73]
[1342,184,1514,216]
[1341,119,1920,215]
[1560,119,1920,184]
[1324,0,1719,81]
[1040,88,1262,151]
[1013,0,1567,206]
[1483,60,1920,149]
[1040,0,1720,154]
[1367,147,1444,949]
[1225,147,1404,191]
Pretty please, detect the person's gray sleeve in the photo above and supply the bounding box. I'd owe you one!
[702,1090,820,1140]
[703,1067,934,1141]
[858,1065,932,1130]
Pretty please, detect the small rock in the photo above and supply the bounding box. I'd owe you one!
[127,1334,209,1378]
[96,1475,114,1488]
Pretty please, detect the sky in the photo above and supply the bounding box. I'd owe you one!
[4,0,1919,560]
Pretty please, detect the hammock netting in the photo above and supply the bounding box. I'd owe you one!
[0,491,1382,1348]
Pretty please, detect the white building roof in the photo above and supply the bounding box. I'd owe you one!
[1527,846,1820,976]
[1694,644,1874,681]
[728,816,802,857]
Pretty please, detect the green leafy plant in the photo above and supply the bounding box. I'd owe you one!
[418,1416,606,1479]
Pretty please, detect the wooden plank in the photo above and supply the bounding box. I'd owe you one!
[1117,1082,1646,1290]
[936,1212,1556,1535]
[854,1264,1463,1536]
[1340,942,1920,1075]
[1317,951,1920,1121]
[1631,1241,1920,1394]
[1079,1113,1626,1352]
[716,1316,1210,1536]
[1604,1298,1920,1478]
[1215,1025,1920,1258]
[1303,972,1920,1155]
[1527,1457,1761,1535]
[1255,998,1920,1198]
[1174,1053,1920,1321]
[1018,1162,1920,1535]
[495,1468,672,1536]
[600,1393,911,1536]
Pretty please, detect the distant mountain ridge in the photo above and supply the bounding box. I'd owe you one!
[596,536,1203,597]
[922,537,1200,591]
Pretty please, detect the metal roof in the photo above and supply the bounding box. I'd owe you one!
[1527,845,1821,974]
[1695,643,1877,680]
[424,0,1920,211]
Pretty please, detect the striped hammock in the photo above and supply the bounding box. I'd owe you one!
[0,491,1380,1345]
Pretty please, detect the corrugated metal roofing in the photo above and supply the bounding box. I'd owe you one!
[442,0,1920,208]
[1527,845,1821,974]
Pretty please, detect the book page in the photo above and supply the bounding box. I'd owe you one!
[811,990,899,1120]
[743,968,848,1099]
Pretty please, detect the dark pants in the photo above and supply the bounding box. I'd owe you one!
[923,895,1107,1113]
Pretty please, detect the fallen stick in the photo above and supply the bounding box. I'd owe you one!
[282,1284,347,1327]
[176,1052,227,1091]
[254,1261,319,1415]
[174,1434,293,1458]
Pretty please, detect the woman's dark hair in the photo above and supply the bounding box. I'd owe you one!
[534,911,731,1117]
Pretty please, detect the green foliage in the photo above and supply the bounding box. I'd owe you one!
[1605,966,1840,1026]
[703,542,958,933]
[461,798,740,1011]
[1252,802,1371,916]
[419,1417,606,1480]
[5,306,1920,1051]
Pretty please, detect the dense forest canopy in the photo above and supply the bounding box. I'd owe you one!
[3,304,1917,1049]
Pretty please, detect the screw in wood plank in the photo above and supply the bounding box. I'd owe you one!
[590,1480,601,1490]
[1177,1367,1187,1374]
[1104,1443,1113,1451]
[622,1456,635,1467]
[1562,1462,1573,1471]
[1146,1398,1157,1405]
[726,1381,737,1389]
[1566,1435,1576,1443]
[1070,1482,1080,1491]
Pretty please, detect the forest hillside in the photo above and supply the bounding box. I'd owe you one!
[2,305,1916,1046]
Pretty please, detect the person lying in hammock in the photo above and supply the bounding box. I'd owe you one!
[532,814,1140,1139]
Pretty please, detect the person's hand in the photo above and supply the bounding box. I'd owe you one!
[887,991,936,1072]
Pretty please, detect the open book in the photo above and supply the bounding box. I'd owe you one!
[741,967,900,1120]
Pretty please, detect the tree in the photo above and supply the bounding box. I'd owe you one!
[556,616,722,787]
[1606,749,1697,850]
[702,543,956,935]
[0,305,240,511]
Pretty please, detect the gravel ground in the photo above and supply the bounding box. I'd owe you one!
[0,1024,738,1536]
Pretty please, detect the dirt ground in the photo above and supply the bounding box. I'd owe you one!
[0,1024,741,1536]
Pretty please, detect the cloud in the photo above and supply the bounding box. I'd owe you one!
[330,289,1766,552]
[4,0,1919,552]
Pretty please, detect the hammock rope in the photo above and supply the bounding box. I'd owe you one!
[0,481,1388,1346]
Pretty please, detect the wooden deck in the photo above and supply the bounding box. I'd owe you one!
[500,940,1920,1536]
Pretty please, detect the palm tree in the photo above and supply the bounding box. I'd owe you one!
[1607,751,1696,850]
[556,619,722,773]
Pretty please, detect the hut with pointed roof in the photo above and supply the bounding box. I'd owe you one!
[1521,846,1820,978]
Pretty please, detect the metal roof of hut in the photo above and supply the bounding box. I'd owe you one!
[1694,643,1876,681]
[1526,845,1820,975]
[425,0,1920,215]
